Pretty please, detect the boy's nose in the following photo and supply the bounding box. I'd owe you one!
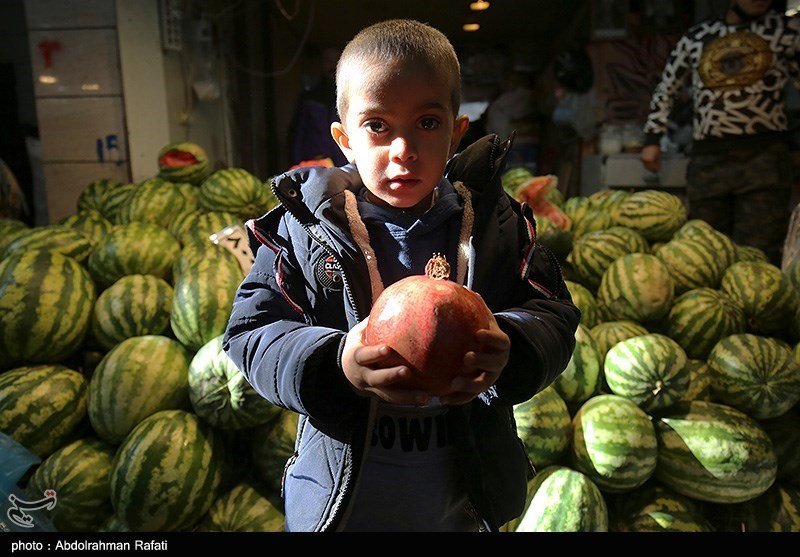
[389,135,417,163]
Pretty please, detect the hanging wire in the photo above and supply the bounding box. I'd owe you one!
[223,0,316,78]
[274,0,302,21]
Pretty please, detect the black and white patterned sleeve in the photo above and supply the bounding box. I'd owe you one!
[643,34,694,143]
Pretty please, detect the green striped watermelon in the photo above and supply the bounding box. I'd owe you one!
[610,189,687,242]
[607,482,714,532]
[100,182,137,224]
[735,243,769,263]
[172,238,243,279]
[653,400,778,504]
[188,334,282,430]
[666,287,747,360]
[587,189,630,212]
[597,252,675,324]
[564,280,599,329]
[707,482,800,532]
[0,364,88,458]
[76,178,123,214]
[501,167,534,197]
[87,335,192,444]
[570,394,657,493]
[26,436,116,532]
[193,481,285,532]
[513,465,608,532]
[513,385,572,470]
[87,222,181,288]
[251,410,299,493]
[653,236,726,294]
[759,411,800,488]
[589,320,649,366]
[199,168,276,219]
[57,209,114,249]
[91,274,173,350]
[707,333,800,420]
[566,226,650,292]
[109,409,223,532]
[603,333,690,413]
[670,221,736,276]
[0,224,93,263]
[157,141,212,185]
[117,177,199,230]
[168,209,242,246]
[720,260,799,338]
[170,255,244,351]
[552,324,602,407]
[681,359,713,402]
[570,208,614,241]
[0,217,30,254]
[0,250,96,369]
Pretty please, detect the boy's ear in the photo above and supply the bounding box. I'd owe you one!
[331,122,354,163]
[449,115,470,157]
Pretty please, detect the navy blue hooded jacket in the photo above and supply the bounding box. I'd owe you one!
[223,134,580,531]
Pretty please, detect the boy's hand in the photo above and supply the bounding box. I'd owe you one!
[341,318,432,407]
[439,311,510,406]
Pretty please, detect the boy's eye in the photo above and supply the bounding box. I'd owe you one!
[419,117,441,130]
[364,120,386,133]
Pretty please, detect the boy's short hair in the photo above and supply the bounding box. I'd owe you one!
[335,19,462,120]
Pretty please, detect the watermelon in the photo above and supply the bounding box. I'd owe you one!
[566,226,650,292]
[91,274,174,350]
[759,411,800,488]
[87,222,181,288]
[720,260,799,338]
[0,250,96,370]
[0,365,88,458]
[707,333,800,420]
[735,243,769,263]
[26,436,116,532]
[513,385,572,470]
[610,189,687,242]
[597,253,674,324]
[109,409,223,532]
[570,208,614,241]
[564,280,599,329]
[653,236,726,294]
[681,359,714,402]
[652,400,778,504]
[603,333,690,413]
[570,394,657,493]
[0,217,29,254]
[193,481,285,532]
[157,141,212,185]
[170,255,244,352]
[666,287,747,360]
[199,168,276,219]
[513,465,608,532]
[707,482,800,532]
[76,178,123,214]
[607,482,714,532]
[587,189,630,212]
[501,167,534,197]
[172,238,243,279]
[188,334,282,430]
[251,410,299,493]
[87,335,192,444]
[116,177,199,230]
[0,224,93,263]
[552,324,602,406]
[168,209,242,246]
[100,182,137,224]
[57,209,114,248]
[589,320,649,366]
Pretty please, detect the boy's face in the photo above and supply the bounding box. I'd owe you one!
[331,62,468,214]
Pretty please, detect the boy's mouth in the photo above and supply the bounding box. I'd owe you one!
[386,175,420,189]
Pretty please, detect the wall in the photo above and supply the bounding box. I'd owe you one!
[22,0,231,224]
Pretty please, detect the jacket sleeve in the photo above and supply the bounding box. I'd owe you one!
[643,33,693,145]
[222,215,365,428]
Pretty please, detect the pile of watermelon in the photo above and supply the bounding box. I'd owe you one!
[0,141,289,532]
[504,172,800,532]
[1,149,799,532]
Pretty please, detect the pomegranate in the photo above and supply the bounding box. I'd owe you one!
[364,254,490,396]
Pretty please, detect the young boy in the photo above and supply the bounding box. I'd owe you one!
[223,19,580,532]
